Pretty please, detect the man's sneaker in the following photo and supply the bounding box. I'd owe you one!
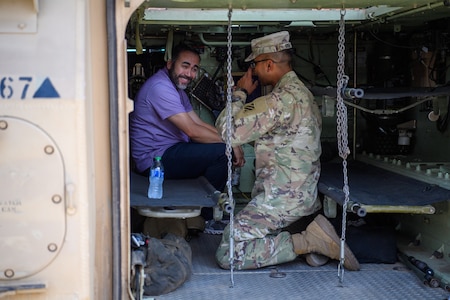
[204,219,229,235]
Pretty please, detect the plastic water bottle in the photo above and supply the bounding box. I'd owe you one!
[231,167,241,186]
[148,156,164,199]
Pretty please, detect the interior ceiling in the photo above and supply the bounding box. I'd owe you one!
[127,0,450,46]
[142,0,444,9]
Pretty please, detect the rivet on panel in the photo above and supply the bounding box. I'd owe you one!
[0,120,7,130]
[52,194,62,204]
[44,145,54,155]
[4,269,14,278]
[269,267,286,278]
[48,243,58,252]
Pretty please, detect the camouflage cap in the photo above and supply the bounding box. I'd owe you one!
[245,31,292,62]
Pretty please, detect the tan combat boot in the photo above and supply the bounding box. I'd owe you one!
[292,214,360,271]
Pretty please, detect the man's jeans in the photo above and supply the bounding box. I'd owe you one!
[162,142,228,192]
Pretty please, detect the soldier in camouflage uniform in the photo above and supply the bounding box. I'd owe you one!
[215,31,359,271]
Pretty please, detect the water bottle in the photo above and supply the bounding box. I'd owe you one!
[148,156,164,199]
[231,166,241,186]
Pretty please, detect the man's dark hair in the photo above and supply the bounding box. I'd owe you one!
[171,43,200,62]
[268,49,294,68]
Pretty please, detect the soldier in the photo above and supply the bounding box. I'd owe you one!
[215,31,359,270]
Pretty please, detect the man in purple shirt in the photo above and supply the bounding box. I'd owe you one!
[129,44,245,192]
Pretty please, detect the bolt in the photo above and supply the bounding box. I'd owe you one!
[52,194,62,204]
[0,120,7,130]
[4,269,14,278]
[44,145,54,155]
[48,243,58,252]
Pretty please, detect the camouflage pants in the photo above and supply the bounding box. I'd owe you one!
[215,198,319,270]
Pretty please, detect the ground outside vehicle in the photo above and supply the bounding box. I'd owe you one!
[1,0,450,299]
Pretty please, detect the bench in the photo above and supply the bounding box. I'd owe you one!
[318,160,450,217]
[130,171,221,219]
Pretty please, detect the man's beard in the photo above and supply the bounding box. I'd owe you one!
[169,67,191,90]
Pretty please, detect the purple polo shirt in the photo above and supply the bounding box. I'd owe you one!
[129,67,193,173]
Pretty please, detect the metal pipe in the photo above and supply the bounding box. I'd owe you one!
[385,2,445,21]
[343,97,433,115]
[198,33,250,46]
[347,202,367,217]
[310,86,450,99]
[428,97,441,121]
[352,30,358,160]
[106,0,121,299]
[356,204,435,214]
[343,88,364,99]
[399,252,440,288]
[164,29,173,62]
[217,192,233,214]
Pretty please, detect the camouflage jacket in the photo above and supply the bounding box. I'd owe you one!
[215,71,322,219]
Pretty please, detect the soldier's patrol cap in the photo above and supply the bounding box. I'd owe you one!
[245,31,292,62]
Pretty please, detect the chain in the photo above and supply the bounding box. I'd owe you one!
[225,7,235,288]
[336,8,351,284]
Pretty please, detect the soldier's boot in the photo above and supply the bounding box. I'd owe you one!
[292,214,360,271]
[305,253,329,267]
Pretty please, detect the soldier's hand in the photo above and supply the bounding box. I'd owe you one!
[232,145,246,167]
[237,69,258,95]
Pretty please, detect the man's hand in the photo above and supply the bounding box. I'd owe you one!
[236,68,258,95]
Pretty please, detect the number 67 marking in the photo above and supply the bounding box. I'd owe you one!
[0,77,32,99]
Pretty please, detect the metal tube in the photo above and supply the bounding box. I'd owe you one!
[352,31,358,160]
[217,192,233,214]
[343,97,432,115]
[350,204,435,215]
[385,2,445,21]
[399,253,441,288]
[198,33,250,46]
[348,202,367,217]
[343,88,364,98]
[106,0,121,299]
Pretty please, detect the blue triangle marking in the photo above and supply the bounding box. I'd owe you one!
[33,77,60,98]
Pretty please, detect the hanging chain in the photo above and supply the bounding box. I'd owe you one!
[336,8,351,284]
[225,7,235,288]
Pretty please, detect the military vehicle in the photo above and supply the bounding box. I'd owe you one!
[1,0,450,299]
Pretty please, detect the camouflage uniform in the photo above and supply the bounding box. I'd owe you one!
[215,71,322,270]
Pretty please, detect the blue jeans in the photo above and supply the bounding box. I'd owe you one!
[161,142,228,192]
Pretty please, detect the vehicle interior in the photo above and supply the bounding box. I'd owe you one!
[125,1,450,299]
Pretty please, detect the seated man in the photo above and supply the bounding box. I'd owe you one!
[129,44,244,208]
[214,31,359,270]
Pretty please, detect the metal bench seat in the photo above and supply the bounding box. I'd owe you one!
[130,171,220,218]
[318,160,450,217]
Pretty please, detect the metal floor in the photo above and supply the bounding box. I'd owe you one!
[152,233,450,300]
